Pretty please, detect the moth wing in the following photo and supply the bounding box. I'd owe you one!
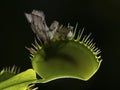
[25,13,32,23]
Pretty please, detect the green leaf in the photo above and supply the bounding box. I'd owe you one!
[31,40,102,83]
[0,69,37,90]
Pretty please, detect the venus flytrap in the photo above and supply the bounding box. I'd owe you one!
[0,10,102,90]
[25,10,102,83]
[0,66,37,90]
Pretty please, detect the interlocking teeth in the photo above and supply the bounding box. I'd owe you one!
[25,10,102,62]
[27,84,38,90]
[32,87,39,90]
[71,26,102,60]
[76,28,84,41]
[2,65,20,74]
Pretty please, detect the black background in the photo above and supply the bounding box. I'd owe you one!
[0,0,120,89]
